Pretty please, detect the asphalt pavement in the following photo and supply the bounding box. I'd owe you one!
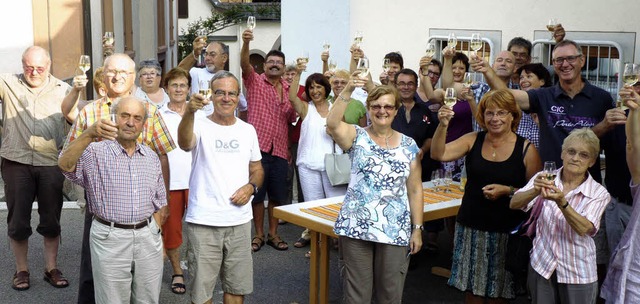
[0,207,532,304]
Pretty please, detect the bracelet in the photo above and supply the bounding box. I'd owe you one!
[561,201,569,209]
[509,186,515,198]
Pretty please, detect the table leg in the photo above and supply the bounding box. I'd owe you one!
[318,233,329,304]
[309,231,320,304]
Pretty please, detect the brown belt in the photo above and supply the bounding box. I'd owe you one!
[94,216,152,230]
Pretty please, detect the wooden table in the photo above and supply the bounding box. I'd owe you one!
[273,182,462,304]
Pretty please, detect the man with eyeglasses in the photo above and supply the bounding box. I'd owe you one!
[177,70,264,304]
[0,46,72,291]
[478,39,621,184]
[241,28,296,252]
[63,53,175,304]
[134,59,169,108]
[178,41,248,118]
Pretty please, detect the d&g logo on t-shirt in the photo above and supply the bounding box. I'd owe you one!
[215,139,240,153]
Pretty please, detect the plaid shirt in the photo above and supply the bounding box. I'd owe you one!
[516,113,540,148]
[519,169,611,284]
[242,68,295,160]
[62,140,167,223]
[63,97,175,155]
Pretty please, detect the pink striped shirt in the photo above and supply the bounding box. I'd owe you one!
[62,140,167,224]
[519,168,611,284]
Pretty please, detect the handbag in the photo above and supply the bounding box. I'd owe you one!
[505,196,543,274]
[324,142,351,186]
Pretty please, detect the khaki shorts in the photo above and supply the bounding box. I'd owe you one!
[187,221,253,303]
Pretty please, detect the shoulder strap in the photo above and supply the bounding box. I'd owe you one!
[522,141,532,160]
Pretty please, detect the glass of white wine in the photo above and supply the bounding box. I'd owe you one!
[78,55,91,75]
[543,161,557,181]
[462,72,473,88]
[199,79,212,101]
[470,33,482,58]
[298,50,310,71]
[425,41,436,58]
[382,58,391,73]
[448,33,457,50]
[247,16,256,30]
[547,19,558,40]
[623,63,639,86]
[356,57,369,86]
[444,87,457,109]
[329,59,337,72]
[443,170,453,193]
[323,40,330,52]
[353,31,364,47]
[432,169,444,192]
[103,32,114,47]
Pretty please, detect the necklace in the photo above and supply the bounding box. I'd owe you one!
[370,128,394,149]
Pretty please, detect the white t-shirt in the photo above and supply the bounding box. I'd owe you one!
[134,87,170,109]
[159,105,205,190]
[189,67,248,114]
[185,117,261,226]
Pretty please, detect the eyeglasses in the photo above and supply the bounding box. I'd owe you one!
[265,60,284,66]
[105,69,134,78]
[369,105,396,111]
[484,110,511,119]
[203,52,219,57]
[552,55,582,65]
[427,71,441,77]
[23,66,47,74]
[169,83,188,89]
[213,89,239,98]
[331,80,348,86]
[564,148,591,160]
[396,81,416,88]
[140,72,158,78]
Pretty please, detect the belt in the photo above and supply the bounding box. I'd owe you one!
[94,216,152,230]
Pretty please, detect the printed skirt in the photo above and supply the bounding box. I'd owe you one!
[448,223,515,299]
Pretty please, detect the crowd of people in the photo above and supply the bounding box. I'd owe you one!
[1,21,640,304]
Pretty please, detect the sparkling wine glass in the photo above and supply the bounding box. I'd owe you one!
[463,72,473,88]
[78,55,91,74]
[432,169,444,192]
[353,31,363,47]
[103,32,114,47]
[547,19,558,40]
[447,33,457,50]
[425,41,436,58]
[382,58,391,73]
[199,79,211,101]
[543,161,557,181]
[356,57,370,80]
[323,40,330,51]
[247,16,256,30]
[470,33,482,58]
[444,88,457,109]
[329,59,337,72]
[443,170,453,192]
[623,63,639,86]
[298,50,310,71]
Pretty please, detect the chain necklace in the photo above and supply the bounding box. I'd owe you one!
[369,128,394,149]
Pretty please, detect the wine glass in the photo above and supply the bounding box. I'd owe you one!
[78,55,91,75]
[356,57,370,85]
[547,19,558,40]
[298,50,310,71]
[444,88,457,109]
[103,32,114,47]
[199,79,211,101]
[431,170,440,192]
[443,170,453,192]
[623,63,639,86]
[382,58,391,73]
[470,33,482,58]
[323,40,330,51]
[425,41,436,58]
[247,16,256,30]
[543,161,557,181]
[462,72,473,88]
[447,33,457,50]
[353,31,364,47]
[328,59,337,72]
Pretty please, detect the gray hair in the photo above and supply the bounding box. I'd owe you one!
[137,58,162,74]
[553,40,583,56]
[210,70,239,87]
[208,41,229,55]
[561,128,600,160]
[113,96,149,122]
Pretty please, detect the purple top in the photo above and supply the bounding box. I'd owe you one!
[601,181,640,302]
[446,99,473,143]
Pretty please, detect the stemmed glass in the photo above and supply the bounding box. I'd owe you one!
[623,63,639,86]
[447,33,457,50]
[543,161,557,181]
[247,16,256,30]
[353,31,364,47]
[443,170,453,193]
[431,169,443,192]
[356,57,370,79]
[444,88,457,109]
[298,50,310,71]
[470,33,482,59]
[103,32,114,46]
[382,58,391,73]
[462,72,473,88]
[78,55,91,75]
[328,59,337,72]
[425,41,436,58]
[323,40,330,52]
[547,19,558,40]
[199,79,211,101]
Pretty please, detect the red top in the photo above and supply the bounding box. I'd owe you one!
[243,68,295,160]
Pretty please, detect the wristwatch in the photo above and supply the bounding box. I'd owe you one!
[249,182,258,195]
[411,224,424,231]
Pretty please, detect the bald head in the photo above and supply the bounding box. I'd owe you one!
[114,96,148,143]
[103,53,136,98]
[21,46,51,88]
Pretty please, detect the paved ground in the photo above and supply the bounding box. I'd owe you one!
[0,207,532,304]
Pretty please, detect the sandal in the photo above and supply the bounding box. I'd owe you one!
[12,271,30,291]
[294,237,310,248]
[170,274,186,295]
[251,235,265,252]
[266,234,288,251]
[43,268,69,288]
[305,251,311,258]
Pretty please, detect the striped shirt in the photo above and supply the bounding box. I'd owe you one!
[62,140,167,223]
[518,168,611,284]
[0,74,71,166]
[63,97,175,155]
[242,68,295,160]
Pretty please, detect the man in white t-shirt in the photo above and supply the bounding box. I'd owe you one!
[177,70,264,304]
[179,41,248,117]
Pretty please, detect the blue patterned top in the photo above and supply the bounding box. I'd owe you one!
[333,126,419,246]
